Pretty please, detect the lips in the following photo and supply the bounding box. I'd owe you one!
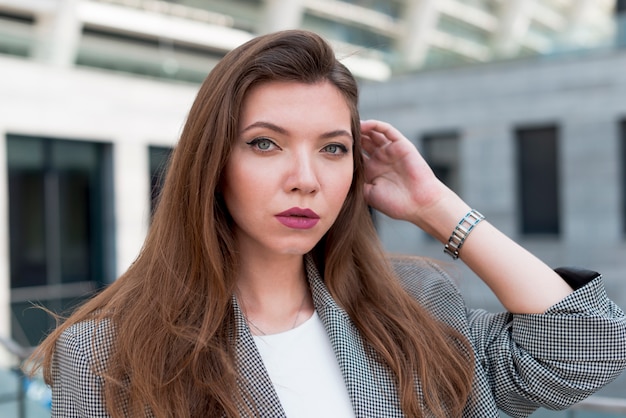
[275,207,320,229]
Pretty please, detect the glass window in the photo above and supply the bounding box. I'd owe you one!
[163,0,262,32]
[77,27,220,84]
[423,47,478,69]
[437,15,489,45]
[422,131,461,194]
[339,0,404,19]
[461,0,496,14]
[149,146,174,217]
[0,10,34,58]
[301,13,394,56]
[516,126,560,235]
[6,135,113,346]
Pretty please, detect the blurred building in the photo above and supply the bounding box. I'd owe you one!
[0,0,623,371]
[0,0,617,82]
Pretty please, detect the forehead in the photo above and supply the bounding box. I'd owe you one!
[239,80,352,128]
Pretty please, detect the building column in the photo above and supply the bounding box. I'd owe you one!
[32,0,82,68]
[556,0,599,49]
[396,0,439,70]
[260,0,306,33]
[491,0,536,58]
[567,0,595,26]
[113,141,151,278]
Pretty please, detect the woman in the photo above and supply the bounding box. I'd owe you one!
[28,30,626,417]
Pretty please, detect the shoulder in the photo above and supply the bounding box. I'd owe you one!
[51,319,116,416]
[55,318,115,375]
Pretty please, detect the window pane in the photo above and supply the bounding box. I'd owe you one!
[149,146,173,216]
[437,15,489,45]
[301,13,394,55]
[58,170,94,283]
[516,126,560,235]
[8,169,47,288]
[53,140,98,170]
[338,0,403,19]
[422,132,460,194]
[6,136,43,169]
[6,134,112,346]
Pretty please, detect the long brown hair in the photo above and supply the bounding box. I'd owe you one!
[28,30,473,417]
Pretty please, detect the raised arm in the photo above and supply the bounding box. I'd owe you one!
[360,119,573,314]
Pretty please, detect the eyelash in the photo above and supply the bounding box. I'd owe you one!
[245,137,349,155]
[246,137,279,152]
[322,143,349,155]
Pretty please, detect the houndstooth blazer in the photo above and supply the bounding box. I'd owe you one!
[51,255,626,417]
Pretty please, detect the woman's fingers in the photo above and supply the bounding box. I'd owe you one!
[360,134,378,158]
[360,120,391,155]
[360,120,405,144]
[361,119,416,155]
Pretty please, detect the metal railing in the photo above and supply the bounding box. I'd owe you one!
[567,396,626,416]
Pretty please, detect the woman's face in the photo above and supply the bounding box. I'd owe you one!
[222,80,354,260]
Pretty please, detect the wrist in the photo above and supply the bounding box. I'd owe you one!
[443,209,485,260]
[411,189,471,243]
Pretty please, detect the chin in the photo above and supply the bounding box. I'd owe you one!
[281,248,315,256]
[278,243,318,256]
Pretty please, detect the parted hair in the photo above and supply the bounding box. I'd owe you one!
[28,29,473,417]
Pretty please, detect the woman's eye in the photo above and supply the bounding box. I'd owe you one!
[322,143,348,155]
[246,137,278,152]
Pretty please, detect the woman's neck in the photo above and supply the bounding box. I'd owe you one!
[235,254,314,335]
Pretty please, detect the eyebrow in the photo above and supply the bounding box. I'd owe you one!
[241,121,353,141]
[241,121,288,135]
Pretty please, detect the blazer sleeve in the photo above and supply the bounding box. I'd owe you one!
[51,322,111,417]
[467,271,626,417]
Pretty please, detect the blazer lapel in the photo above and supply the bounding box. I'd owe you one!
[304,256,404,417]
[232,297,287,417]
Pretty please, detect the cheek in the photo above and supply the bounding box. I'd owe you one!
[325,165,354,205]
[222,162,277,224]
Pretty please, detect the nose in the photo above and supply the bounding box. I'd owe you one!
[286,150,319,194]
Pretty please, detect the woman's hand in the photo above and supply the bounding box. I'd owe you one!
[360,119,450,227]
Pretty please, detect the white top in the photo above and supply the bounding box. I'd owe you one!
[252,311,355,418]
